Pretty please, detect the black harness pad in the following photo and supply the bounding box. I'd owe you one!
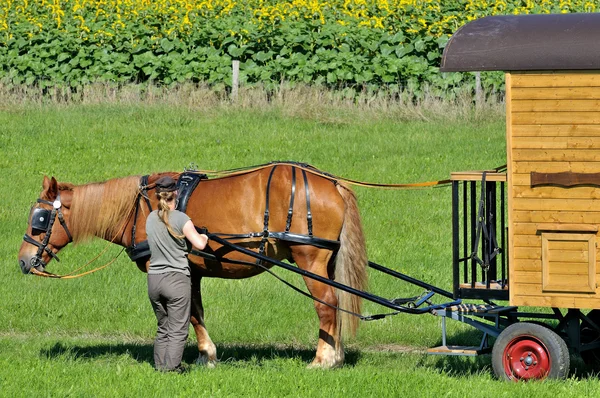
[176,172,207,213]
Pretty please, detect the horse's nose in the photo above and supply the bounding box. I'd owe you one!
[19,258,31,274]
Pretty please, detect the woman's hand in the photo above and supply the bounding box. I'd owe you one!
[182,220,208,250]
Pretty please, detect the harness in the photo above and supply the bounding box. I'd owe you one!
[125,164,340,264]
[125,172,207,262]
[212,164,340,259]
[470,172,501,272]
[22,193,73,271]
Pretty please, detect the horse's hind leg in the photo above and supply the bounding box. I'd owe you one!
[294,247,344,369]
[190,276,217,368]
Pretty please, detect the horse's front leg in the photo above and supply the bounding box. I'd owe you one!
[190,275,217,368]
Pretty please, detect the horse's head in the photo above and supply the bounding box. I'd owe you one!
[18,176,74,274]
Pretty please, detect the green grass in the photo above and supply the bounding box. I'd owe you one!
[2,103,599,396]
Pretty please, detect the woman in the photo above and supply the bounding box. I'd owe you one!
[146,175,209,373]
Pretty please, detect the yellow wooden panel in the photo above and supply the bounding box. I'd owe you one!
[512,173,530,186]
[512,259,541,272]
[511,73,600,88]
[512,100,600,112]
[511,284,555,296]
[511,259,599,274]
[547,250,589,263]
[512,136,600,149]
[514,186,600,200]
[512,222,599,234]
[512,87,600,100]
[513,234,541,247]
[512,125,600,137]
[511,294,579,308]
[513,247,542,260]
[547,240,590,251]
[513,149,600,162]
[513,271,541,284]
[512,294,600,309]
[542,262,590,274]
[513,199,600,212]
[512,210,600,224]
[513,112,600,125]
[512,283,599,298]
[512,161,600,174]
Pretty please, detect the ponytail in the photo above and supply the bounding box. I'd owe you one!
[156,191,185,239]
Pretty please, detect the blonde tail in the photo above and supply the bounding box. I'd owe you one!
[334,184,368,339]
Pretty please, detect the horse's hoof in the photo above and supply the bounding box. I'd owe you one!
[307,358,342,369]
[195,354,217,368]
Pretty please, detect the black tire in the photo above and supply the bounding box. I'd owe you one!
[492,322,570,381]
[580,310,600,365]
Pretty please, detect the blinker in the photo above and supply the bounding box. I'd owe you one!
[31,207,51,233]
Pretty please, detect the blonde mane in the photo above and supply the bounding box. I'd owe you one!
[69,176,141,243]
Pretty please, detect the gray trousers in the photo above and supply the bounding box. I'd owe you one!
[147,272,191,371]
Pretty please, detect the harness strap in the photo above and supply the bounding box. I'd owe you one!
[302,169,313,236]
[193,231,340,251]
[131,176,150,245]
[57,211,72,242]
[259,166,279,260]
[471,172,501,273]
[141,175,153,212]
[285,167,296,232]
[23,234,59,261]
[126,175,152,261]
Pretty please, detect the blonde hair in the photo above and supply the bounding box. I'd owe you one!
[156,191,185,239]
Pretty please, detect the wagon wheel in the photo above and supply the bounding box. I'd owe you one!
[492,322,570,381]
[580,310,600,365]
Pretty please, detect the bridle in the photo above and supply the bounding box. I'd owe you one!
[22,193,73,272]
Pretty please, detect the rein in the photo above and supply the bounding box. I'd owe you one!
[190,161,463,189]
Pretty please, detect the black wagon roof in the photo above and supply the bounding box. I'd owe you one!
[440,13,600,72]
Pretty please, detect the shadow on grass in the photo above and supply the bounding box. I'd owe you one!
[39,342,362,367]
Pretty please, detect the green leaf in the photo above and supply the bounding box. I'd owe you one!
[160,38,174,53]
[57,53,70,62]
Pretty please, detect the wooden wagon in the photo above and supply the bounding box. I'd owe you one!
[433,12,600,380]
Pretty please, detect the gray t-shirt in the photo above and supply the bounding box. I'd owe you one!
[146,210,191,275]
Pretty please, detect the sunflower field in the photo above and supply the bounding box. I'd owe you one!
[0,0,597,95]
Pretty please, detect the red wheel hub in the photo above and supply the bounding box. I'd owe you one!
[503,335,551,381]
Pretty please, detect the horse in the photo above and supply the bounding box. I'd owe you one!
[18,163,368,368]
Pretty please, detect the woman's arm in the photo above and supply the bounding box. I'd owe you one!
[182,220,208,250]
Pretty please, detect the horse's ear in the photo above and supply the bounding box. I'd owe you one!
[42,176,59,199]
[42,175,50,190]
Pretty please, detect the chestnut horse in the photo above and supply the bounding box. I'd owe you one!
[18,164,368,368]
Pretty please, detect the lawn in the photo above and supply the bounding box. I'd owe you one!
[2,102,599,396]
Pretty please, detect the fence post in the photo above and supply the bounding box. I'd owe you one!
[231,60,239,101]
[475,71,483,110]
